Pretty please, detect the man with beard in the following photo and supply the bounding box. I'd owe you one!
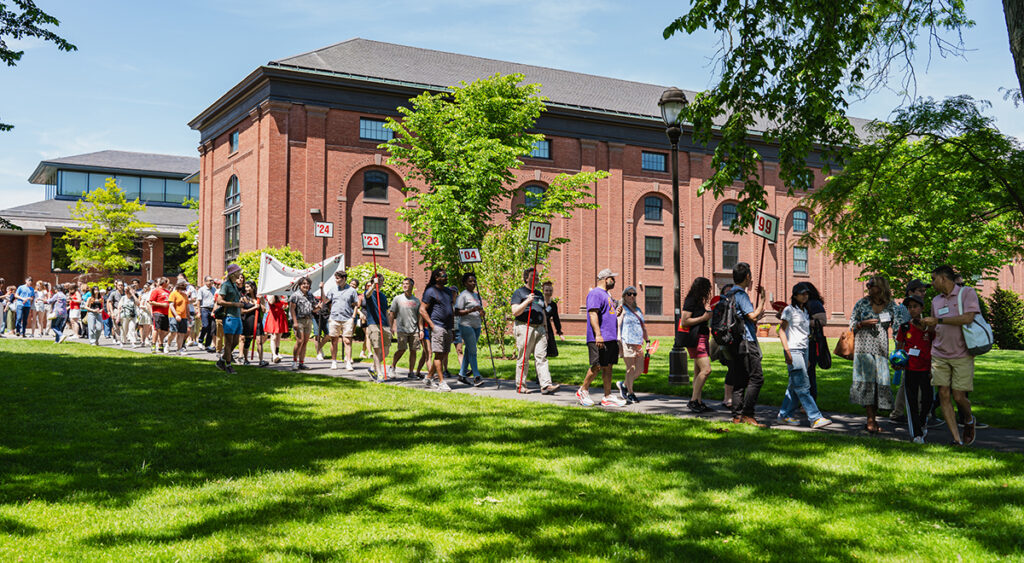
[577,269,626,407]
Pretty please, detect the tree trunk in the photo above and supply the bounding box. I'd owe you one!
[1006,0,1024,95]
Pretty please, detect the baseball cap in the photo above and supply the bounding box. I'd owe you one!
[906,279,930,293]
[597,268,618,280]
[904,294,925,307]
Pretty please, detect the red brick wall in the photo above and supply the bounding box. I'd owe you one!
[5,232,167,289]
[197,101,1024,337]
[0,234,27,286]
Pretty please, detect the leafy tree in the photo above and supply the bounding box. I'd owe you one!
[179,198,199,282]
[660,1,1024,230]
[802,96,1024,284]
[235,245,309,283]
[988,286,1024,350]
[475,171,604,357]
[64,178,153,284]
[0,216,20,230]
[1,1,77,131]
[382,73,604,277]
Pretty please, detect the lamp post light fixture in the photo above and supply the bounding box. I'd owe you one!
[145,234,159,281]
[658,87,690,385]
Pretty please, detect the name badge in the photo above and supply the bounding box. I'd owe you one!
[878,312,892,323]
[908,348,921,357]
[937,307,950,316]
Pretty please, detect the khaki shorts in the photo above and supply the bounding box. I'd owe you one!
[622,342,643,358]
[328,319,347,338]
[431,327,454,354]
[293,317,313,336]
[931,356,974,391]
[342,318,355,338]
[366,324,392,352]
[395,331,418,352]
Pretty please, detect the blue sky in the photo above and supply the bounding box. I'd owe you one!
[0,1,1020,209]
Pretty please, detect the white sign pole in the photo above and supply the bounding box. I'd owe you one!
[752,209,779,307]
[459,247,497,387]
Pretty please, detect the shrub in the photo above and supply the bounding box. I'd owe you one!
[987,286,1024,350]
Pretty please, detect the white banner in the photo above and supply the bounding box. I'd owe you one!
[256,252,345,297]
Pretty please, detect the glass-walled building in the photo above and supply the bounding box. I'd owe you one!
[31,150,199,206]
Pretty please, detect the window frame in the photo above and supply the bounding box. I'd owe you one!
[792,210,808,233]
[229,130,239,154]
[722,241,740,270]
[523,184,546,210]
[359,118,393,142]
[793,246,809,274]
[529,139,551,159]
[224,209,240,270]
[644,236,663,267]
[641,151,667,172]
[363,216,388,252]
[644,286,663,316]
[644,196,663,222]
[224,175,240,210]
[363,170,389,202]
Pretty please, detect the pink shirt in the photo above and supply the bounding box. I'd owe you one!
[930,285,980,359]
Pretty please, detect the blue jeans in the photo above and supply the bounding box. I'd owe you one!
[51,315,66,342]
[778,348,824,421]
[15,305,31,335]
[103,316,113,338]
[458,324,481,378]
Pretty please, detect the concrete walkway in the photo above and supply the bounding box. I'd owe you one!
[39,333,1024,454]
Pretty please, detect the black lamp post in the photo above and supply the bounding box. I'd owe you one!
[658,87,690,385]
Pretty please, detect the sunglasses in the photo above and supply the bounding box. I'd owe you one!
[624,292,637,297]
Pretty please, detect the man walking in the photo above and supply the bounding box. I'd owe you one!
[14,276,35,337]
[511,267,559,394]
[726,262,767,426]
[106,280,124,344]
[198,276,217,353]
[388,277,422,378]
[363,273,391,382]
[921,265,980,446]
[323,270,359,371]
[420,268,454,392]
[577,269,625,407]
[216,264,246,374]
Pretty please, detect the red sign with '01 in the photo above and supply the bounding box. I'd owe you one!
[459,248,482,263]
[361,232,385,250]
[314,222,334,238]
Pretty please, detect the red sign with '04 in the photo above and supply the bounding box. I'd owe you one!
[361,232,385,250]
[314,222,334,238]
[459,248,482,263]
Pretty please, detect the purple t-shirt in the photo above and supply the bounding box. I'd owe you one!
[585,287,618,343]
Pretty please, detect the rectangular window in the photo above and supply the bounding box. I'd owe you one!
[58,171,88,197]
[645,286,663,316]
[794,246,808,274]
[530,139,551,159]
[165,179,189,205]
[116,175,141,200]
[359,118,393,141]
[229,130,239,153]
[641,151,667,172]
[188,183,199,201]
[644,236,663,267]
[224,210,240,269]
[50,232,75,271]
[140,177,165,202]
[723,241,739,270]
[644,196,663,221]
[363,217,388,251]
[89,173,111,192]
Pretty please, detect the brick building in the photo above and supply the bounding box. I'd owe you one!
[0,150,199,286]
[188,39,1024,336]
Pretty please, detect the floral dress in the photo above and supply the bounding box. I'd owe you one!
[849,297,908,409]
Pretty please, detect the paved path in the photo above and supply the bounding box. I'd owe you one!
[31,333,1024,454]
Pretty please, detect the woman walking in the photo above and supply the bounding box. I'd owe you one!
[47,283,69,343]
[850,276,905,433]
[542,281,563,358]
[32,280,48,337]
[137,281,153,348]
[777,283,832,428]
[85,287,104,345]
[67,284,82,340]
[803,282,827,399]
[681,277,714,413]
[119,286,139,347]
[455,272,484,386]
[288,276,319,370]
[263,294,288,363]
[615,286,648,404]
[241,280,269,367]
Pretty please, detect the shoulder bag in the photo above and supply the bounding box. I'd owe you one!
[834,330,855,360]
[958,287,993,356]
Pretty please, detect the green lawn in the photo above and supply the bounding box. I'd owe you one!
[1,339,1023,561]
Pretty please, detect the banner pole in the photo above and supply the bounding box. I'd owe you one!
[372,250,387,382]
[518,241,541,393]
[755,237,767,308]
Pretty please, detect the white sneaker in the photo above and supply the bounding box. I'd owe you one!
[601,395,627,407]
[346,362,354,372]
[912,436,925,444]
[316,353,324,361]
[178,347,187,356]
[291,361,298,371]
[437,382,452,392]
[576,389,595,407]
[331,361,338,370]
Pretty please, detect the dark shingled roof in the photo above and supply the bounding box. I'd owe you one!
[29,150,199,185]
[269,38,874,134]
[0,198,196,236]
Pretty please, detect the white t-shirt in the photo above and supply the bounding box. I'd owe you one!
[780,305,811,351]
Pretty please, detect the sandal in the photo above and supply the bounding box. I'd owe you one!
[865,422,880,433]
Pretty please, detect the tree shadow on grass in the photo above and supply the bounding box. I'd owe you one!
[1,341,1024,560]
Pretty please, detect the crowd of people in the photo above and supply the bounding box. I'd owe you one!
[1,259,985,446]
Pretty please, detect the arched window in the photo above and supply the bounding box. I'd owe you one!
[364,170,388,201]
[225,175,240,208]
[224,175,240,268]
[644,196,663,221]
[792,210,808,233]
[722,203,738,228]
[524,185,546,209]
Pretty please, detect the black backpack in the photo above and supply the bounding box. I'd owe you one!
[710,292,744,346]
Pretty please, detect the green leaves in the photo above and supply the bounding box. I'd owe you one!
[64,178,153,284]
[802,96,1024,285]
[664,0,972,231]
